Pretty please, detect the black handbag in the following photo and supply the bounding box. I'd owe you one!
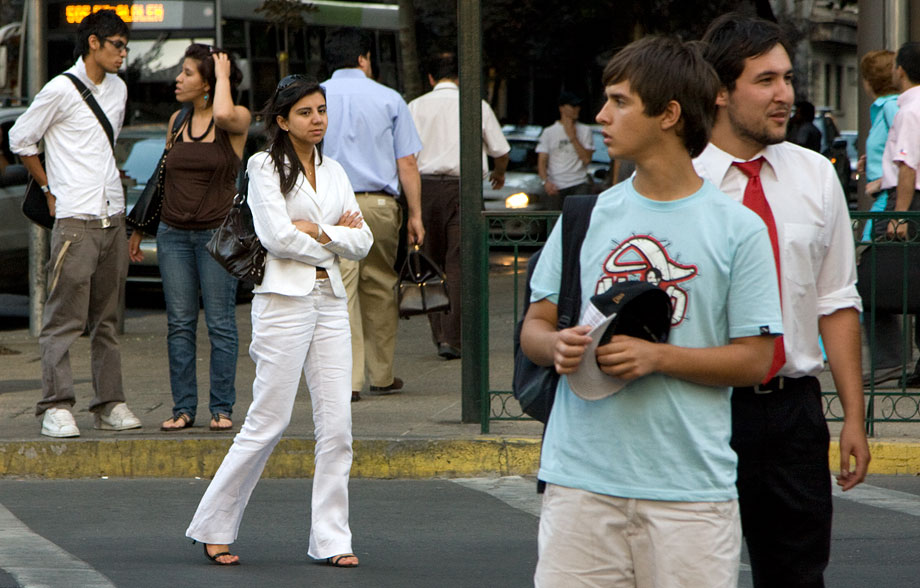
[22,174,54,229]
[126,105,191,236]
[205,173,266,284]
[396,245,450,318]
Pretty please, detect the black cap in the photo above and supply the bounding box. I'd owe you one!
[567,281,673,400]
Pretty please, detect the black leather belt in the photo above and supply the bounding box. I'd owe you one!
[735,375,817,395]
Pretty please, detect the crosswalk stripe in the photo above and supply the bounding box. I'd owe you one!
[832,478,920,517]
[0,502,115,588]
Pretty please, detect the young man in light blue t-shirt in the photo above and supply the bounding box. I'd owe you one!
[521,36,783,587]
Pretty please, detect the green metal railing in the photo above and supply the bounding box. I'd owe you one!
[480,209,920,436]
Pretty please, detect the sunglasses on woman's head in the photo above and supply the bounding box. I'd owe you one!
[277,74,308,91]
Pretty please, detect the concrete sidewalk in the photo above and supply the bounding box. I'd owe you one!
[2,269,920,478]
[0,271,546,479]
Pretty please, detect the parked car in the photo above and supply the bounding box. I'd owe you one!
[835,130,859,204]
[117,125,167,284]
[0,106,31,293]
[485,124,611,213]
[483,124,546,212]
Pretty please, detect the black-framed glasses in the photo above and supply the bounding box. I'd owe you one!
[277,74,307,91]
[103,38,129,53]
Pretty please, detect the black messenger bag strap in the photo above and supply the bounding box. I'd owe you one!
[63,73,115,151]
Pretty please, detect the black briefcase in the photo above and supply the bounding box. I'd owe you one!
[395,245,450,318]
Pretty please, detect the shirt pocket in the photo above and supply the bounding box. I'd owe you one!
[781,222,821,289]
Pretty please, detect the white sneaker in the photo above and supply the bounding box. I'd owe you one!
[94,403,142,431]
[40,407,80,438]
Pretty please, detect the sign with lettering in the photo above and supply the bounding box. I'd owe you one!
[65,4,166,24]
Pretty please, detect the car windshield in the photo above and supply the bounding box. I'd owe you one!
[591,129,610,164]
[506,138,538,173]
[116,136,164,187]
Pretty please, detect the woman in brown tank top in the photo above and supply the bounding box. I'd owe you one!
[127,44,250,449]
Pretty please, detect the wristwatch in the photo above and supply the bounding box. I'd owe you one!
[40,184,51,194]
[315,225,324,240]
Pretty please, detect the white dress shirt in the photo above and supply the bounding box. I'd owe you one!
[247,150,373,298]
[408,81,510,177]
[9,59,126,219]
[880,84,920,191]
[694,142,862,378]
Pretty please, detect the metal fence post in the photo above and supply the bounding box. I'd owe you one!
[25,0,48,337]
[458,0,485,423]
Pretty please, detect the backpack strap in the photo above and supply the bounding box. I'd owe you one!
[63,73,115,151]
[556,194,598,330]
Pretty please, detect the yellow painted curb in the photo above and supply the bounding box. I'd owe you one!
[830,439,920,475]
[3,438,917,478]
[0,438,543,479]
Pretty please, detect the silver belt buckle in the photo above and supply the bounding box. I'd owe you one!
[755,377,783,394]
[100,216,111,228]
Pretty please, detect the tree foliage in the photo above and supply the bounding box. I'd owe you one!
[411,0,778,123]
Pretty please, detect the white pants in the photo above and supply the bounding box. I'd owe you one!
[534,484,741,588]
[186,281,354,559]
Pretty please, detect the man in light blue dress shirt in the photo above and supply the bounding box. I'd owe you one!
[322,28,425,402]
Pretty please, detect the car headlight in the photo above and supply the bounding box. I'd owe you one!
[505,192,530,209]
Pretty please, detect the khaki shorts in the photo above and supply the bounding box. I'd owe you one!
[534,483,741,588]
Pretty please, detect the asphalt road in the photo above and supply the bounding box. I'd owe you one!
[1,475,920,588]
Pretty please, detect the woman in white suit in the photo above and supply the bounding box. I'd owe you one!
[186,75,372,568]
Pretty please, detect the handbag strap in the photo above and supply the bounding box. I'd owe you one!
[166,104,193,151]
[235,172,250,206]
[63,73,114,152]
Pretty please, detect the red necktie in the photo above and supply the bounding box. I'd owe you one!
[733,158,786,382]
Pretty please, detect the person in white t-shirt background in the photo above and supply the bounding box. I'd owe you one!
[536,91,594,209]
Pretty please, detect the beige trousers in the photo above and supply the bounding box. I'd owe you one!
[339,194,401,390]
[37,215,128,415]
[534,483,741,588]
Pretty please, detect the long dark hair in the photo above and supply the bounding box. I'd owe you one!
[183,43,243,108]
[261,75,326,195]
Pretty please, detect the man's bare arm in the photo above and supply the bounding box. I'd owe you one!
[396,153,425,246]
[819,307,870,490]
[520,298,592,372]
[596,333,774,388]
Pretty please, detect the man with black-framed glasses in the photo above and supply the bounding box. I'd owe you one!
[10,9,141,437]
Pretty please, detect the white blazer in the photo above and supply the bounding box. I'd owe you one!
[247,149,373,297]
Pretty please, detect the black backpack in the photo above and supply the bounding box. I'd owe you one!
[512,194,597,423]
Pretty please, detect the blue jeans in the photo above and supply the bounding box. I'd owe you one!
[157,222,238,420]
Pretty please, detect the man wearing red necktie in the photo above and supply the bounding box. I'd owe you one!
[695,14,871,588]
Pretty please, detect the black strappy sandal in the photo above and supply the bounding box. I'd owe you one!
[326,553,359,568]
[199,542,240,566]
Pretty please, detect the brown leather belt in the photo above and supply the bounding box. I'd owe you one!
[316,267,328,279]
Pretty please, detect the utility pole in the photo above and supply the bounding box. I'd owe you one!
[458,0,485,424]
[25,0,47,337]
